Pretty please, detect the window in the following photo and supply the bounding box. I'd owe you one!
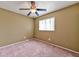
[39,17,55,31]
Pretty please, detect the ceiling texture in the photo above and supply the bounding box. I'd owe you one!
[0,1,79,18]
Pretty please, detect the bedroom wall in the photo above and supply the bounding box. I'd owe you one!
[34,3,79,52]
[0,8,33,46]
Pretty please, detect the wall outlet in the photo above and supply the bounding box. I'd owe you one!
[24,36,26,39]
[48,37,51,41]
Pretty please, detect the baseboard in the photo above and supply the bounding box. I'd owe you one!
[1,37,79,55]
[0,39,31,49]
[33,38,79,55]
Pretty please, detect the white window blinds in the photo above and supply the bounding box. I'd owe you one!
[39,17,55,31]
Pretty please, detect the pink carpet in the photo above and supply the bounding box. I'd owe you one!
[0,39,78,57]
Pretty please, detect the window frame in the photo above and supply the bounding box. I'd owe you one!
[39,17,55,32]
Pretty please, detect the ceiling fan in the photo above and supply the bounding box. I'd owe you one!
[19,1,47,16]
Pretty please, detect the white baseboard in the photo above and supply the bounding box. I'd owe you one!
[33,38,79,55]
[0,39,31,49]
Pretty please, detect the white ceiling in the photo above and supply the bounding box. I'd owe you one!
[0,1,78,18]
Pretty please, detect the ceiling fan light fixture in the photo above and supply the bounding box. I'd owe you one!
[31,9,36,13]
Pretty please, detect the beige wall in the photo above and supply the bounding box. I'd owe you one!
[35,4,79,52]
[0,3,79,52]
[0,8,33,46]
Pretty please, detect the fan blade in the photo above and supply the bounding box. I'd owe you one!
[35,12,39,16]
[27,11,31,16]
[37,9,47,11]
[19,8,30,10]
